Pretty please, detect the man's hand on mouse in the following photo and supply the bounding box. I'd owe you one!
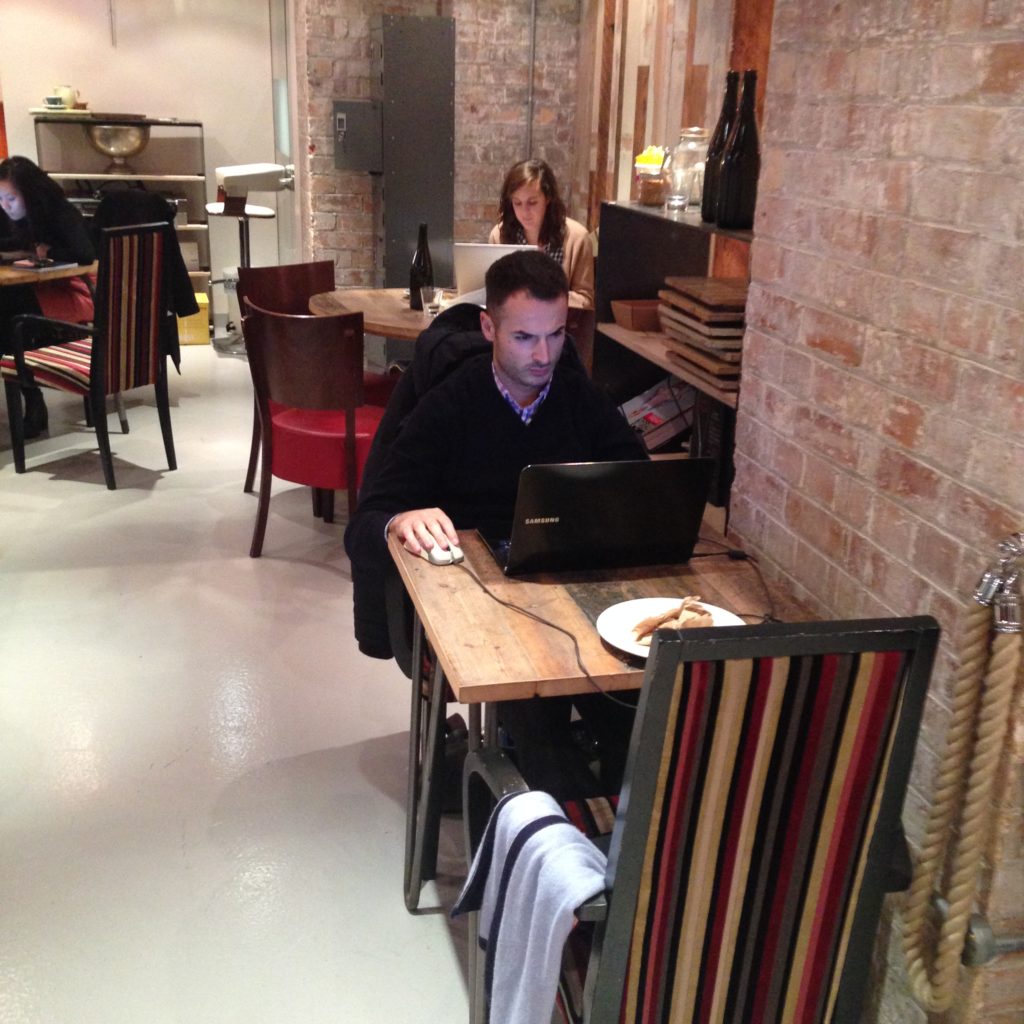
[388,508,460,557]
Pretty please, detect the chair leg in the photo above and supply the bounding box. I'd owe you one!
[154,371,177,471]
[345,420,358,521]
[4,380,27,473]
[404,619,429,910]
[405,623,447,912]
[243,397,260,493]
[114,392,130,434]
[323,489,335,524]
[249,452,273,558]
[311,487,323,518]
[91,392,116,490]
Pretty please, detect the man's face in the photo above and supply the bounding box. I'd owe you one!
[481,289,567,407]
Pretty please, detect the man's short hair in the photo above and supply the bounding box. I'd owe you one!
[485,249,569,314]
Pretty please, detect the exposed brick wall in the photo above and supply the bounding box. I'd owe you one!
[733,2,1024,1021]
[454,0,582,240]
[297,1,438,287]
[295,0,580,286]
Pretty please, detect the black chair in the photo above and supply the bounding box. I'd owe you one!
[90,188,199,374]
[1,222,177,489]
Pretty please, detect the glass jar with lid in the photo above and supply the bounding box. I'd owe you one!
[664,127,709,209]
[634,145,668,206]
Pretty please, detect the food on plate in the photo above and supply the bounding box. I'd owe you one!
[632,596,713,645]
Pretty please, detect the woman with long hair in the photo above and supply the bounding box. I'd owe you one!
[0,155,95,436]
[489,159,594,307]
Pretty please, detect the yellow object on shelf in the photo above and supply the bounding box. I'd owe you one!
[634,145,666,167]
[177,292,210,345]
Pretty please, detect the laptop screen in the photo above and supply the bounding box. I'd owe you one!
[452,242,535,300]
[483,458,715,575]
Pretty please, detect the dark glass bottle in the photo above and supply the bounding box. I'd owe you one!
[716,69,760,231]
[409,222,434,310]
[700,70,739,223]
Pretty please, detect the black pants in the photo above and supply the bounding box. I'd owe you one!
[497,690,637,802]
[0,283,44,356]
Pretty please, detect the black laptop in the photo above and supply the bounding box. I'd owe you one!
[482,457,715,575]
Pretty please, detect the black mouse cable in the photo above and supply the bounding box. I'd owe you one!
[687,538,779,623]
[453,562,639,709]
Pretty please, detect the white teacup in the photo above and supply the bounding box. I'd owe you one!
[52,85,79,108]
[44,95,65,108]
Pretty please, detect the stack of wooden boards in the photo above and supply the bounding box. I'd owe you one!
[657,277,748,393]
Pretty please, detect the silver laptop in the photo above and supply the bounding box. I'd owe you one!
[452,242,535,302]
[482,458,716,576]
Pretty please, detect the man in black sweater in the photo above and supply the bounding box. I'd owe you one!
[345,250,645,797]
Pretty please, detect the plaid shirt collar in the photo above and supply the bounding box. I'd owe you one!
[492,363,552,424]
[511,225,565,265]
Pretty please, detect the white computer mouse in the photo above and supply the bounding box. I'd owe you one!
[419,543,464,566]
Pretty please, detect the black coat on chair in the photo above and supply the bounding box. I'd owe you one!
[91,189,199,371]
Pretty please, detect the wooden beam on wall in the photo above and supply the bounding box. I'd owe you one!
[680,0,708,128]
[629,64,649,200]
[573,0,600,222]
[611,0,630,202]
[730,0,775,123]
[590,0,618,217]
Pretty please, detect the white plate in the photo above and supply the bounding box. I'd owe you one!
[596,597,745,659]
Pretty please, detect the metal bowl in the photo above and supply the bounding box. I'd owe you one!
[84,123,151,172]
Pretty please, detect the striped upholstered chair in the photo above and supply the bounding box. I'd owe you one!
[463,616,939,1024]
[2,221,176,490]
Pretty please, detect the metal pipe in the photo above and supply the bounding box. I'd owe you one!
[526,0,537,157]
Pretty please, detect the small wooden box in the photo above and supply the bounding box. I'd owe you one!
[611,298,661,332]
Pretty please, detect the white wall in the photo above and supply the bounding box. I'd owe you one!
[0,0,284,320]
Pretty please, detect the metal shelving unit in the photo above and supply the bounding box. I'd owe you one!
[33,114,211,295]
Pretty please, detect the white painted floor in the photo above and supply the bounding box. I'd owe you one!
[0,345,469,1024]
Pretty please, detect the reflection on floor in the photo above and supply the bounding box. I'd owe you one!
[0,345,468,1023]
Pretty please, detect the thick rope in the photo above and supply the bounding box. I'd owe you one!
[902,600,1023,1011]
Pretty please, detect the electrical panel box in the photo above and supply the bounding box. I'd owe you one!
[332,100,382,173]
[372,15,455,291]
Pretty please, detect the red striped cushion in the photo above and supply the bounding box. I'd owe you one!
[562,796,619,840]
[0,338,93,395]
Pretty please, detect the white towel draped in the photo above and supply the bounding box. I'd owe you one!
[453,791,607,1024]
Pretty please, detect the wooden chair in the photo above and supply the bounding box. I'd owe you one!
[236,260,396,494]
[461,616,940,1024]
[241,299,385,557]
[1,222,177,489]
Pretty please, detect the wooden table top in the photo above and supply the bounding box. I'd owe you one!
[309,287,436,340]
[0,261,98,287]
[389,530,810,705]
[309,287,590,342]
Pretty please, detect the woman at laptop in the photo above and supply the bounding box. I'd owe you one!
[0,155,95,437]
[489,159,594,308]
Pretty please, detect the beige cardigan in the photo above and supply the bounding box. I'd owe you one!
[487,216,595,308]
